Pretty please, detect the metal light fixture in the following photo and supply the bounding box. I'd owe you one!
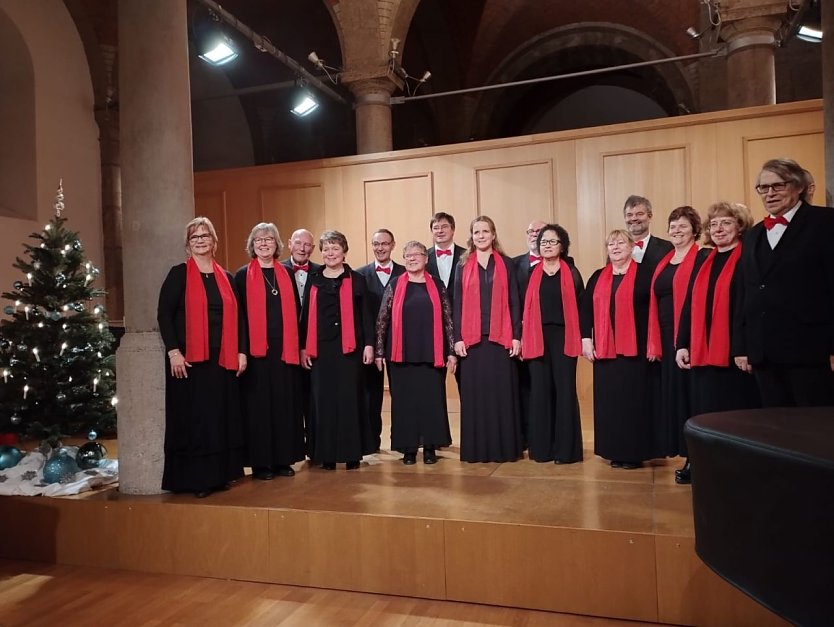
[291,87,319,117]
[194,15,238,66]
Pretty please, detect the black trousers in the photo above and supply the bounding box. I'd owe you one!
[753,363,834,407]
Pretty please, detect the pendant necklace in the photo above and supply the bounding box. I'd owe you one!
[263,270,279,296]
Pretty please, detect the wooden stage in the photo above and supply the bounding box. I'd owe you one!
[0,404,786,627]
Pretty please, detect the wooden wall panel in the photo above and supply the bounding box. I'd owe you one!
[444,521,659,622]
[363,174,434,264]
[194,191,228,268]
[260,184,326,265]
[475,160,554,256]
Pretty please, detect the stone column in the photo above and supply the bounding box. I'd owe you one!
[341,74,400,154]
[719,0,786,108]
[823,0,834,206]
[117,0,194,494]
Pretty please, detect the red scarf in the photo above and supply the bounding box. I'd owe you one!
[690,245,742,367]
[390,275,444,367]
[304,273,356,358]
[184,257,239,370]
[647,245,699,359]
[592,261,638,359]
[245,259,299,365]
[521,260,581,359]
[460,251,513,348]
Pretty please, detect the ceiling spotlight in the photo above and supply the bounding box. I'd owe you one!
[291,90,319,117]
[308,51,324,69]
[194,20,238,66]
[686,26,704,39]
[419,71,432,83]
[797,25,822,43]
[390,38,401,59]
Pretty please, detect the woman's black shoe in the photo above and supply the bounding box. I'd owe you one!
[402,452,417,465]
[252,467,275,480]
[423,449,437,464]
[346,460,361,470]
[675,459,692,484]
[620,461,642,470]
[194,490,211,498]
[610,460,623,468]
[274,465,295,477]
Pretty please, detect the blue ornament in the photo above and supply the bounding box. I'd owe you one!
[87,429,97,441]
[42,448,79,484]
[3,306,13,315]
[77,441,107,470]
[0,445,22,470]
[50,311,62,321]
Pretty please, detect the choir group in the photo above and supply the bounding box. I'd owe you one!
[157,157,834,497]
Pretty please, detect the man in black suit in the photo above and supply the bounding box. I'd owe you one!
[356,228,405,450]
[624,195,673,268]
[281,228,321,454]
[426,212,465,305]
[281,228,321,307]
[512,219,547,297]
[512,219,546,447]
[733,158,834,407]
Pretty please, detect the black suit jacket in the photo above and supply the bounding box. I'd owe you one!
[355,261,406,318]
[733,202,834,366]
[281,258,321,310]
[512,252,534,299]
[426,244,465,305]
[640,235,673,268]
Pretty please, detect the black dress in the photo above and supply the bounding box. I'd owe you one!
[157,264,245,493]
[526,266,585,463]
[375,276,454,453]
[234,264,306,471]
[300,266,376,464]
[580,265,654,464]
[453,254,523,463]
[678,250,761,416]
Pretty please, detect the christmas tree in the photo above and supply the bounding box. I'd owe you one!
[0,182,116,444]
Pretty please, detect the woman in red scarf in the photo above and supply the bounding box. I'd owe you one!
[520,224,584,464]
[580,230,654,469]
[157,217,246,498]
[375,241,456,464]
[675,202,760,483]
[234,223,305,481]
[646,206,710,465]
[452,216,523,463]
[299,230,376,470]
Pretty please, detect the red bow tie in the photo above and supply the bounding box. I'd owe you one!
[376,265,391,274]
[634,240,645,249]
[764,215,789,230]
[529,255,542,264]
[436,248,452,257]
[293,263,309,272]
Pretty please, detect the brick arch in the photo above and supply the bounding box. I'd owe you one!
[470,22,697,140]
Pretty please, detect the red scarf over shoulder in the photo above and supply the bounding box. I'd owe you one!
[460,251,513,348]
[304,272,356,358]
[184,257,239,370]
[521,260,581,359]
[245,259,299,365]
[647,245,699,359]
[690,244,742,367]
[592,261,638,359]
[390,274,445,367]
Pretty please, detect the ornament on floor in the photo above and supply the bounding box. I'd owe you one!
[42,447,79,484]
[77,441,107,470]
[0,445,23,469]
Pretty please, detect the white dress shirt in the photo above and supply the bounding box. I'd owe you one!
[435,246,454,287]
[632,234,652,263]
[766,202,800,249]
[375,261,393,287]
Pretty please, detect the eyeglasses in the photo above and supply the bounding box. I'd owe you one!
[372,241,393,248]
[404,253,427,260]
[253,237,275,244]
[526,229,541,236]
[709,219,736,229]
[189,233,212,242]
[755,182,788,194]
[539,239,561,246]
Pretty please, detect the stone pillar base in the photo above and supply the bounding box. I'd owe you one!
[115,331,166,494]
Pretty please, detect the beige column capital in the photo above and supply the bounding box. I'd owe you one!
[718,0,788,53]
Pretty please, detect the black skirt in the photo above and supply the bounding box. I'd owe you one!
[388,363,452,452]
[526,325,583,463]
[162,347,244,493]
[690,365,761,416]
[652,330,693,458]
[459,338,523,462]
[308,338,375,463]
[593,356,653,464]
[241,347,306,468]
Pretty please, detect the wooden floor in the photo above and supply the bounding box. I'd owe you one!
[0,401,788,626]
[0,559,661,627]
